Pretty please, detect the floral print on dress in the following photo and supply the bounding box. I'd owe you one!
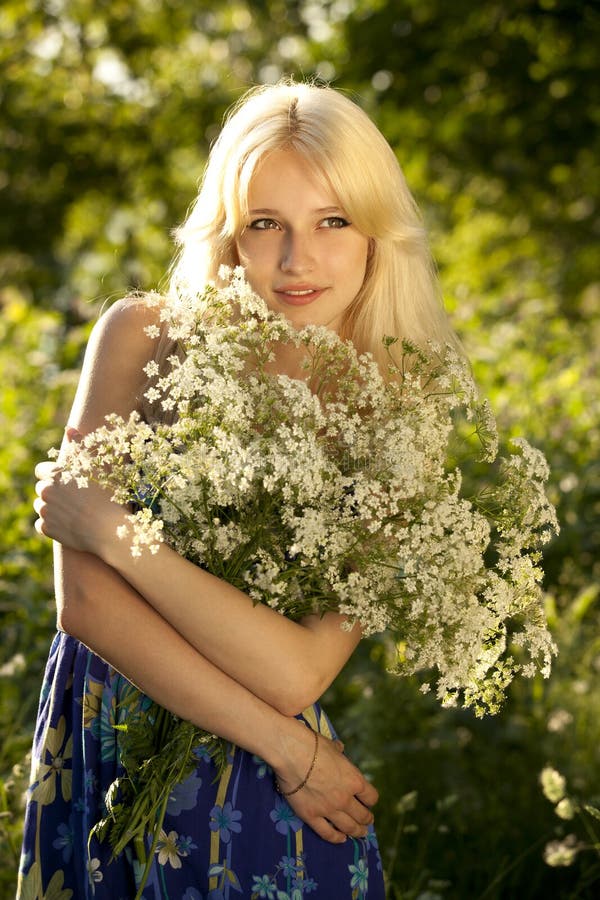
[210,801,243,843]
[52,817,75,864]
[18,632,385,898]
[30,715,73,806]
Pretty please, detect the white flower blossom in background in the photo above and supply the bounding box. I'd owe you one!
[546,708,573,733]
[543,835,580,867]
[57,267,558,715]
[555,798,577,821]
[539,764,600,872]
[540,766,567,804]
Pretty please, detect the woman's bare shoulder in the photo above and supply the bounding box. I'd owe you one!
[70,295,166,428]
[90,294,163,351]
[84,295,166,378]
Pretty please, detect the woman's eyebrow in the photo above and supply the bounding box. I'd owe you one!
[248,206,344,215]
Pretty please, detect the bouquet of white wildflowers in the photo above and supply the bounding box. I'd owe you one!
[57,268,558,886]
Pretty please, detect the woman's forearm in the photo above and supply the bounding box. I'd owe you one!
[55,542,299,767]
[54,542,378,843]
[100,517,361,716]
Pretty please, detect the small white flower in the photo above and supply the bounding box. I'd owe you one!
[547,708,573,733]
[540,767,567,804]
[143,360,160,377]
[543,835,580,867]
[555,797,577,820]
[144,387,161,403]
[87,857,103,887]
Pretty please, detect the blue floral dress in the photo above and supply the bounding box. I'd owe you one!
[18,632,385,899]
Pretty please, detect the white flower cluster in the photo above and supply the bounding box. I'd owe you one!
[59,268,558,714]
[539,765,600,870]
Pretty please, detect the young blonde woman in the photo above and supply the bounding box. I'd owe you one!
[23,80,455,899]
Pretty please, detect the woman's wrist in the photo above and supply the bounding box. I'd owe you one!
[275,726,319,796]
[95,503,135,568]
[264,715,316,784]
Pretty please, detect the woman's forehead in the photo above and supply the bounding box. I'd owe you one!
[242,148,341,208]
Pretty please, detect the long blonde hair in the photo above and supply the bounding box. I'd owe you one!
[169,79,457,370]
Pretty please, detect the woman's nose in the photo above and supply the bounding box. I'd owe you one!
[280,231,315,274]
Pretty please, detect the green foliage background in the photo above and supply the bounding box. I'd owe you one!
[1,1,598,897]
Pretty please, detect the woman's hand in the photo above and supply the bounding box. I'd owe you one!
[33,434,126,556]
[273,725,377,843]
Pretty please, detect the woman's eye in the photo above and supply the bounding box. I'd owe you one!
[249,218,280,230]
[321,216,350,229]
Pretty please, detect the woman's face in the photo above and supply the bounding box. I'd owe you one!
[235,150,370,332]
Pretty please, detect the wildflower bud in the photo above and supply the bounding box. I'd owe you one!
[543,835,579,867]
[555,798,576,820]
[539,766,567,804]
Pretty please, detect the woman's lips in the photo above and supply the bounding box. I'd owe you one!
[273,286,326,306]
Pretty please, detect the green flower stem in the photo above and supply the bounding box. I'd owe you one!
[154,705,173,748]
[134,786,170,900]
[109,712,208,895]
[580,807,600,850]
[133,834,147,868]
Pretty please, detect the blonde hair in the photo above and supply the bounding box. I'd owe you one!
[170,79,458,369]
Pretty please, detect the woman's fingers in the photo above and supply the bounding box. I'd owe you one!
[34,460,60,481]
[35,476,56,499]
[33,480,50,532]
[326,809,370,839]
[32,459,125,554]
[33,506,47,537]
[346,796,375,827]
[309,817,347,844]
[282,732,378,844]
[323,787,374,835]
[290,793,372,844]
[33,482,57,539]
[33,463,71,542]
[355,778,379,809]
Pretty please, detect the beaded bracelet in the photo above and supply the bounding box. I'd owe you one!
[276,728,319,797]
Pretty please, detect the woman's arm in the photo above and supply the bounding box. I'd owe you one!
[60,500,360,718]
[109,547,361,718]
[53,540,376,843]
[38,298,363,717]
[35,298,377,841]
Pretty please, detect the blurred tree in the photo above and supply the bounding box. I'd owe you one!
[2,0,597,314]
[339,0,599,309]
[0,0,310,309]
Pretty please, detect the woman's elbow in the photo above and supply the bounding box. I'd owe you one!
[55,589,88,638]
[53,546,106,639]
[268,668,329,718]
[54,569,93,639]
